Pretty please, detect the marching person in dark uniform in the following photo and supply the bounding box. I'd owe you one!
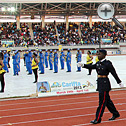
[78,49,124,124]
[7,50,11,68]
[0,52,6,93]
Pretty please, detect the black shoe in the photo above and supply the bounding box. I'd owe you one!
[27,73,32,75]
[90,120,101,124]
[39,73,44,74]
[87,74,91,75]
[54,72,58,73]
[109,114,120,121]
[76,70,81,72]
[0,90,4,93]
[33,81,37,83]
[66,71,71,72]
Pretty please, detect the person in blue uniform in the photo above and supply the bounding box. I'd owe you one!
[49,50,53,70]
[27,49,32,75]
[39,50,44,74]
[54,50,58,73]
[76,48,82,72]
[78,49,124,124]
[12,51,18,76]
[44,49,48,68]
[66,49,71,72]
[60,49,65,70]
[3,51,9,73]
[17,50,20,72]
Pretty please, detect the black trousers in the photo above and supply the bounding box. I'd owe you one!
[33,68,38,82]
[0,74,5,92]
[8,58,10,68]
[96,91,119,122]
[88,63,92,75]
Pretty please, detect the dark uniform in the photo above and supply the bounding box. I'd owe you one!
[83,59,121,123]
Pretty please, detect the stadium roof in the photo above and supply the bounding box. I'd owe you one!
[0,2,126,16]
[1,0,126,3]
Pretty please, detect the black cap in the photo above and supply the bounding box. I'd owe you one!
[99,49,107,56]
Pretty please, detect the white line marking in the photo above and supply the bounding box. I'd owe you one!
[1,102,126,119]
[0,92,126,107]
[1,106,97,118]
[0,95,96,107]
[0,109,126,126]
[0,100,98,112]
[0,97,125,112]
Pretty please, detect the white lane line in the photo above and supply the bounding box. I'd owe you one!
[0,97,126,112]
[0,109,126,126]
[1,105,98,118]
[72,117,126,126]
[1,102,126,119]
[0,95,97,107]
[0,100,98,112]
[0,92,126,107]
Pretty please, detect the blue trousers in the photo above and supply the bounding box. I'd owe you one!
[27,62,32,74]
[49,61,53,70]
[3,62,9,72]
[39,62,44,73]
[45,59,48,68]
[54,62,58,73]
[60,59,64,69]
[67,61,71,72]
[13,64,18,75]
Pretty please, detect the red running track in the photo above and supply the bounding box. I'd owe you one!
[0,90,126,126]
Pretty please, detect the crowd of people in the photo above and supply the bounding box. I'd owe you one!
[0,23,31,46]
[80,22,126,44]
[0,21,126,47]
[32,23,58,46]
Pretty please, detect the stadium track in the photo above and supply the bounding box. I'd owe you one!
[0,90,126,126]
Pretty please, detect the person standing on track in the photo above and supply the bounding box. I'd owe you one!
[77,49,124,124]
[32,52,38,83]
[86,50,93,75]
[60,49,65,70]
[66,49,71,72]
[49,50,53,70]
[0,52,6,93]
[39,50,44,74]
[45,49,48,68]
[54,50,58,73]
[76,48,82,72]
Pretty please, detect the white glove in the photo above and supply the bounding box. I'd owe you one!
[77,62,83,67]
[119,82,124,88]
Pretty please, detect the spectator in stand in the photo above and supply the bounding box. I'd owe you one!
[32,23,58,46]
[0,21,125,46]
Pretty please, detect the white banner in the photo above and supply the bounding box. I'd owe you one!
[37,80,96,97]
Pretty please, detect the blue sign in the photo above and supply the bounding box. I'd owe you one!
[102,38,112,43]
